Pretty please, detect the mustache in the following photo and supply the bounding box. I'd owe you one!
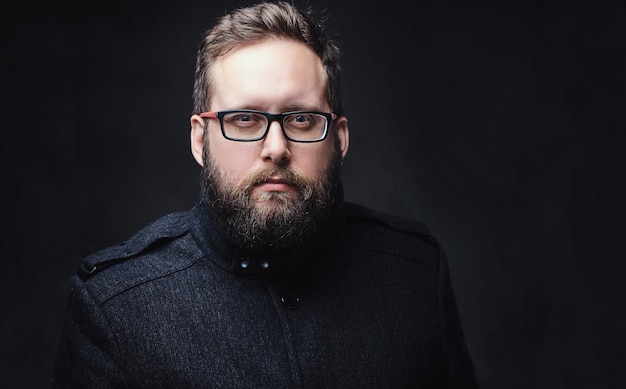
[238,165,312,195]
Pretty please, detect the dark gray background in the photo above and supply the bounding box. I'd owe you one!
[2,0,625,388]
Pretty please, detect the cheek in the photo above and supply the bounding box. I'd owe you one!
[291,144,334,179]
[208,139,258,179]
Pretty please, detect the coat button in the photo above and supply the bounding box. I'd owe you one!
[281,293,300,310]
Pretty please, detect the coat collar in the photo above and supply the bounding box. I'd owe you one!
[189,188,345,282]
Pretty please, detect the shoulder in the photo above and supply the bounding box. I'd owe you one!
[343,202,438,245]
[342,201,442,269]
[75,208,204,304]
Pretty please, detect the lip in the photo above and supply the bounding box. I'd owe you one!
[256,177,292,192]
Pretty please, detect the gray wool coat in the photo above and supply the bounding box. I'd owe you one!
[52,196,478,388]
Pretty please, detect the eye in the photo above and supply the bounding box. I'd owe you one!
[225,112,264,127]
[293,114,312,123]
[285,113,317,129]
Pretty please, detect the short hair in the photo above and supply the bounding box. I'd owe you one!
[192,1,343,116]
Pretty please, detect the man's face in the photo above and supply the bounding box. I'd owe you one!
[190,39,349,249]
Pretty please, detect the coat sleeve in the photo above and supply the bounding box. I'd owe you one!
[51,275,128,388]
[439,249,480,388]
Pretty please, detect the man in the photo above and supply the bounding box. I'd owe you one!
[53,2,479,387]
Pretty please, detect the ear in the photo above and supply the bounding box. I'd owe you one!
[334,116,349,159]
[190,114,205,166]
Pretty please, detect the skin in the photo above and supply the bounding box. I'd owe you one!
[190,38,349,212]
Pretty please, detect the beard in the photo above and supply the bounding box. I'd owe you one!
[200,139,342,251]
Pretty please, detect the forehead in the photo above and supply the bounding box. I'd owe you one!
[209,39,328,110]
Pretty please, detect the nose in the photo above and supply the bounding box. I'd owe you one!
[260,120,291,164]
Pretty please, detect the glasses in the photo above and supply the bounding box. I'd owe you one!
[199,110,336,143]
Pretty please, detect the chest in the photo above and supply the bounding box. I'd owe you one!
[103,252,443,387]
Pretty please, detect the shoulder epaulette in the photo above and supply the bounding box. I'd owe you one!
[78,210,190,280]
[343,201,440,248]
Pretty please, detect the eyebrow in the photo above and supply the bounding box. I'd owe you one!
[281,106,324,112]
[223,106,324,114]
[226,99,326,113]
[281,99,327,112]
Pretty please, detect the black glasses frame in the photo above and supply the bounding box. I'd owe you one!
[199,110,336,143]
